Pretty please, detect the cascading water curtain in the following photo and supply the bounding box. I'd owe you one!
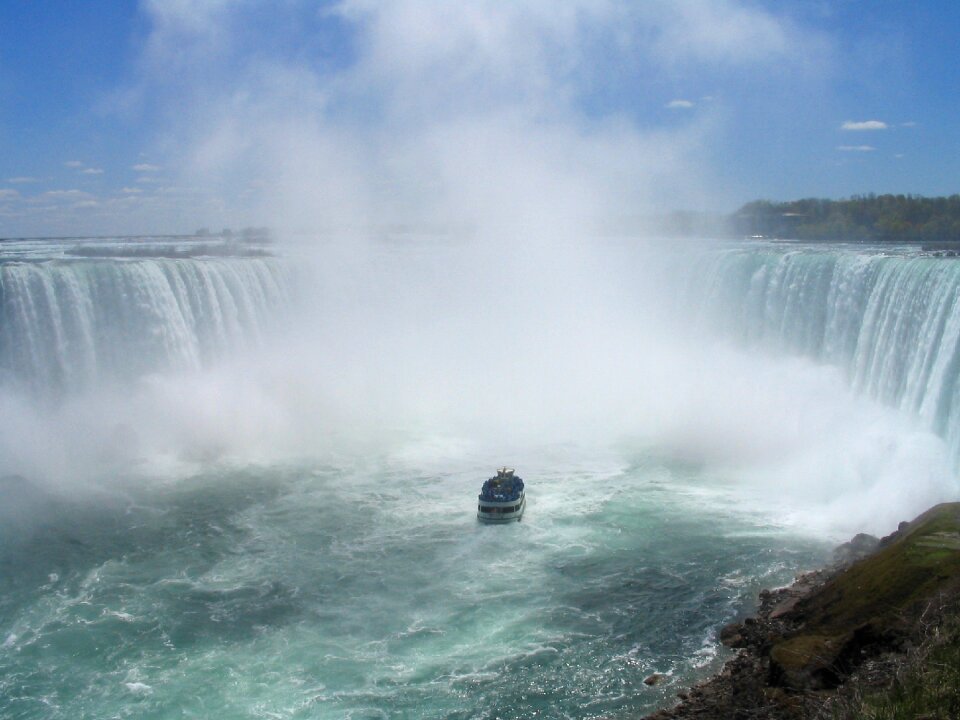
[690,245,960,468]
[0,257,292,397]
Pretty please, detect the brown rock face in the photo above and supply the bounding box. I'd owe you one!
[643,503,960,720]
[769,634,846,690]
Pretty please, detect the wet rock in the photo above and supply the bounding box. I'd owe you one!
[769,595,802,619]
[880,521,910,547]
[831,532,880,567]
[644,673,667,686]
[643,503,960,719]
[718,622,746,648]
[769,634,846,690]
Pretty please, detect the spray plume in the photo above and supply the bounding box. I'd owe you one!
[1,1,951,539]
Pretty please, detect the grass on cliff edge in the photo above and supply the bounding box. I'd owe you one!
[797,503,960,638]
[787,503,960,716]
[770,503,960,679]
[839,598,960,719]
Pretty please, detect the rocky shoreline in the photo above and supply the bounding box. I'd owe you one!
[643,505,960,719]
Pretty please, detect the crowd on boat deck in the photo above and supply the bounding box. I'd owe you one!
[479,472,524,502]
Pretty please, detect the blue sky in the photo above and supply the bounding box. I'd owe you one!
[1,0,958,236]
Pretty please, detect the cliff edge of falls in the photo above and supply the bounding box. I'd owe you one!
[645,502,960,720]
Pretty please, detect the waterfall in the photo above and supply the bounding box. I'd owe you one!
[8,239,960,469]
[691,243,960,464]
[0,256,291,396]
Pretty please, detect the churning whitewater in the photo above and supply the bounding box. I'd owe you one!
[0,242,290,395]
[689,243,960,467]
[1,238,958,719]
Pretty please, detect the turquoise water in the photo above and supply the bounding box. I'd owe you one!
[0,451,827,719]
[5,237,959,718]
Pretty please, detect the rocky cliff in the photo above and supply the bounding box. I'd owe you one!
[645,503,960,719]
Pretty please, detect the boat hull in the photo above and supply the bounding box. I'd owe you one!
[477,493,525,523]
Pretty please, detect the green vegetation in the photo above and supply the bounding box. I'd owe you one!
[733,194,960,242]
[645,506,960,718]
[768,504,960,711]
[797,505,960,635]
[836,601,960,719]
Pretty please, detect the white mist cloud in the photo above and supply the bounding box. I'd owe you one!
[837,145,875,152]
[667,99,695,109]
[43,189,95,200]
[127,0,825,234]
[640,0,801,67]
[11,2,914,543]
[840,120,887,130]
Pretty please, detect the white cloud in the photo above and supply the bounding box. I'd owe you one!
[136,2,793,230]
[7,176,39,184]
[43,189,95,200]
[64,160,84,168]
[81,0,830,236]
[0,189,20,199]
[837,145,875,152]
[136,176,161,184]
[840,120,887,131]
[666,99,694,109]
[638,0,821,69]
[141,0,234,74]
[901,121,917,127]
[81,168,104,175]
[121,187,143,194]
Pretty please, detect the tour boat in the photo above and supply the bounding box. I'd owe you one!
[477,467,525,523]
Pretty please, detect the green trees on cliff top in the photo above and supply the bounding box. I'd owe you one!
[734,194,960,242]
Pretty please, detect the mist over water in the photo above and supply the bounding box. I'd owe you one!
[0,447,828,719]
[3,235,959,718]
[1,5,956,716]
[2,237,956,531]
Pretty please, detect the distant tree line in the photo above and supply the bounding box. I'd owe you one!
[732,194,960,242]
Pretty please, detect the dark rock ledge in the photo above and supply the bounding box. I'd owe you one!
[643,504,960,720]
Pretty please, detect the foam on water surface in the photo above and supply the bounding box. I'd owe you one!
[3,238,960,717]
[0,451,829,719]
